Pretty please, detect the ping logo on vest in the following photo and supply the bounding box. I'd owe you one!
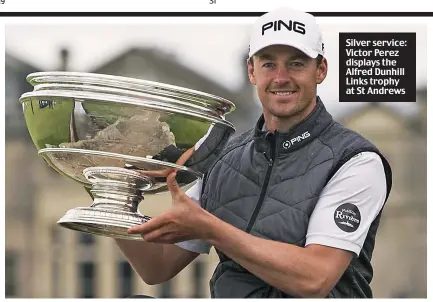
[334,203,361,233]
[262,20,306,35]
[282,131,310,149]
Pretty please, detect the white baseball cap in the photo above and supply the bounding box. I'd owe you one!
[248,7,325,59]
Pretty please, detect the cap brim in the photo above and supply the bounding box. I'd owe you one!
[249,39,319,59]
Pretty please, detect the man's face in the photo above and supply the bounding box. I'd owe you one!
[248,45,327,120]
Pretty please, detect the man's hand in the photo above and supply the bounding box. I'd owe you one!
[127,169,211,243]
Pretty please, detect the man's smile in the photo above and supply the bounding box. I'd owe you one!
[270,91,296,96]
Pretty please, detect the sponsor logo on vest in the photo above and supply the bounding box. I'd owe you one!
[334,203,361,233]
[282,131,310,149]
[261,20,306,35]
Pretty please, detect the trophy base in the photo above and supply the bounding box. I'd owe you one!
[57,207,151,240]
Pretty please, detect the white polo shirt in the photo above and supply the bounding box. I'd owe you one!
[176,151,387,257]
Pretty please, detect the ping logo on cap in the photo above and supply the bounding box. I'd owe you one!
[262,20,306,36]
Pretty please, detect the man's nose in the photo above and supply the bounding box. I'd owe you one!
[273,65,291,84]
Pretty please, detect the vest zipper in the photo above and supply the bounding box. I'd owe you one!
[245,135,276,233]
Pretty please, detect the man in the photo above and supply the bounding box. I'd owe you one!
[116,7,392,298]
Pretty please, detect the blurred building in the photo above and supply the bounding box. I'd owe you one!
[5,49,427,298]
[5,48,257,298]
[339,93,427,298]
[5,53,39,298]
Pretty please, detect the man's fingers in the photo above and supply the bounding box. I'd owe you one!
[127,216,166,234]
[167,170,181,196]
[141,229,164,242]
[134,169,169,177]
[142,230,193,244]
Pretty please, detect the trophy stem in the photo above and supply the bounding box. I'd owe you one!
[89,182,143,213]
[57,167,155,240]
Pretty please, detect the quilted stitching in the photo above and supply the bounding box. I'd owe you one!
[256,195,314,220]
[218,157,261,188]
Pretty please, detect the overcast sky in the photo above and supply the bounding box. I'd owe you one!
[5,20,426,118]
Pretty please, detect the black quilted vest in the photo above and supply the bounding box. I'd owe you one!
[200,97,392,298]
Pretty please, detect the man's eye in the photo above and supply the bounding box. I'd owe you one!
[263,62,274,68]
[290,61,304,67]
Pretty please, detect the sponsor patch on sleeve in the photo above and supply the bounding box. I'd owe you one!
[334,203,361,232]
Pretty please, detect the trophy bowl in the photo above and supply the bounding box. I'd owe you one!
[19,72,236,240]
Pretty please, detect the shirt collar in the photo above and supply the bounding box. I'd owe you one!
[254,96,334,155]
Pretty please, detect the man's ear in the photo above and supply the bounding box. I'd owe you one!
[247,58,257,85]
[316,57,328,84]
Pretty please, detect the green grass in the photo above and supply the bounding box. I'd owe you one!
[83,102,210,148]
[82,102,136,127]
[23,99,211,151]
[160,115,209,148]
[23,98,73,149]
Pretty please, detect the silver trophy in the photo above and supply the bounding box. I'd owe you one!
[19,72,235,240]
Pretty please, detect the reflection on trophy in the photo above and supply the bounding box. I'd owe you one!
[19,72,236,240]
